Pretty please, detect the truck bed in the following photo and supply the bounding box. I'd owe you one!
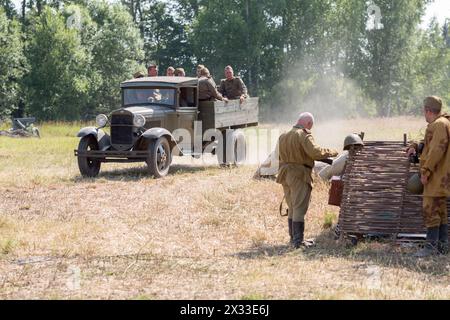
[198,97,258,131]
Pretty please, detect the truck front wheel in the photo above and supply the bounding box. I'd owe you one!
[77,135,101,177]
[146,137,171,178]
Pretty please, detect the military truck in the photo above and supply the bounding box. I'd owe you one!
[74,76,258,178]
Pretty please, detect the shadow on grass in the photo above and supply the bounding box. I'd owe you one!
[234,228,449,276]
[301,229,450,276]
[72,163,217,182]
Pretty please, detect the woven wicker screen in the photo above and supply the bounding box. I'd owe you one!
[338,141,450,235]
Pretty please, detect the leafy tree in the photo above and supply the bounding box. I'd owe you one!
[24,7,90,120]
[0,0,16,18]
[348,0,429,116]
[140,0,194,74]
[86,0,144,114]
[410,19,450,113]
[4,0,448,120]
[23,2,144,120]
[0,9,26,119]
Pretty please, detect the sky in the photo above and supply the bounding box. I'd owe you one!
[420,0,450,28]
[10,0,450,28]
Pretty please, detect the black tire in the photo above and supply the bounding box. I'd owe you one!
[233,130,247,165]
[146,137,171,178]
[220,129,247,166]
[77,135,101,177]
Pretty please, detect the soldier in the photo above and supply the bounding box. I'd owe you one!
[148,63,158,77]
[318,134,364,181]
[407,96,450,257]
[198,68,228,102]
[219,66,248,103]
[196,64,205,78]
[133,71,146,79]
[174,67,186,77]
[277,112,338,248]
[166,66,175,76]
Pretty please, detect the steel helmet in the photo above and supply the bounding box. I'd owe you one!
[343,134,364,150]
[406,173,424,195]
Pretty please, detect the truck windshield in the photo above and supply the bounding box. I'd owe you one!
[123,88,175,106]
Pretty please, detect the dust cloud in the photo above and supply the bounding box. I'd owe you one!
[254,49,425,158]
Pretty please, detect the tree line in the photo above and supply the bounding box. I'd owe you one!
[0,0,449,121]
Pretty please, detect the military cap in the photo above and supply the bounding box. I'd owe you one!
[133,71,145,78]
[174,68,185,76]
[423,96,443,113]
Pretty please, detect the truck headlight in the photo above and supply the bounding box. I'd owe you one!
[133,114,146,127]
[96,114,108,127]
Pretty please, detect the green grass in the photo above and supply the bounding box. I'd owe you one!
[0,238,16,255]
[0,122,121,186]
[323,211,337,229]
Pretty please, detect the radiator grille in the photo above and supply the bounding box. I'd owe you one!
[111,114,133,125]
[111,125,133,145]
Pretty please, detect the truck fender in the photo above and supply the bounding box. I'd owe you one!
[76,127,111,151]
[141,127,182,156]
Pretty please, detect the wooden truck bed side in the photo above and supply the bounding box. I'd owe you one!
[198,97,259,131]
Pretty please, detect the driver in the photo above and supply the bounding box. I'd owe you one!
[147,89,162,102]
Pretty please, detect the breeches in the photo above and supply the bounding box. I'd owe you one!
[422,197,449,228]
[282,175,312,222]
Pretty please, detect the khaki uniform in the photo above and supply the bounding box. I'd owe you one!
[276,126,338,222]
[198,76,223,101]
[419,114,450,227]
[218,77,248,99]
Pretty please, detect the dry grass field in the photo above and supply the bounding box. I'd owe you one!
[0,117,449,299]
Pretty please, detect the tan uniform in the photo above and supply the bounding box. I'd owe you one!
[276,126,338,222]
[198,76,223,101]
[419,114,450,227]
[218,77,248,100]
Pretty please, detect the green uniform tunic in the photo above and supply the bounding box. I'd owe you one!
[218,77,248,100]
[419,114,450,227]
[276,126,338,222]
[199,76,223,101]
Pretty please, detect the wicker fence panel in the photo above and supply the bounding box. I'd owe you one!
[339,141,421,235]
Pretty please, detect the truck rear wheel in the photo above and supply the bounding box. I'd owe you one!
[220,129,247,166]
[77,135,101,177]
[146,137,171,178]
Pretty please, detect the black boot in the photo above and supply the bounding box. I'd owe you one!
[288,218,293,245]
[414,226,439,257]
[438,224,449,255]
[292,221,305,249]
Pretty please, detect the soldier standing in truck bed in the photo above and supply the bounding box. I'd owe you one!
[219,65,248,103]
[198,68,228,102]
